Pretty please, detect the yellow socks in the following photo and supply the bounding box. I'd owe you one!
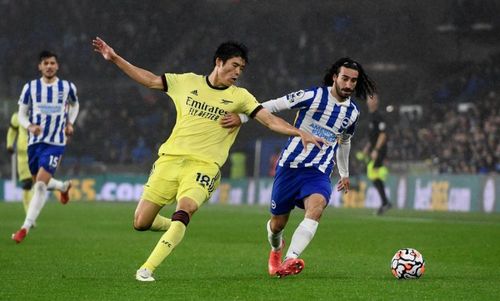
[142,221,186,271]
[150,214,172,231]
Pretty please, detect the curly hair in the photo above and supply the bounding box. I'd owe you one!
[323,57,376,100]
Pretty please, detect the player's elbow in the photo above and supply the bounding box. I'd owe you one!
[144,76,164,90]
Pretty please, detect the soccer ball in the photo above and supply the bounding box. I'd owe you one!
[390,248,425,279]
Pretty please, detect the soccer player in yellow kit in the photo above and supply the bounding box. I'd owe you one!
[7,112,33,212]
[92,37,324,281]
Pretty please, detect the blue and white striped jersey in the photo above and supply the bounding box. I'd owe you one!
[18,77,78,146]
[269,86,360,175]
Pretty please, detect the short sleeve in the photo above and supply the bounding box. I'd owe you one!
[164,73,179,94]
[239,89,261,116]
[68,82,78,103]
[285,89,316,109]
[18,83,31,105]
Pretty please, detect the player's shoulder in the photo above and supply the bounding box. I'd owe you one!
[58,78,77,86]
[228,85,256,99]
[166,72,204,85]
[23,79,38,86]
[168,72,202,80]
[230,84,251,94]
[284,86,318,104]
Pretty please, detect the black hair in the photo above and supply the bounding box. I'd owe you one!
[323,57,376,100]
[213,41,248,66]
[39,50,58,63]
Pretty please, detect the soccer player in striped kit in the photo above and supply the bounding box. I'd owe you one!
[222,58,377,277]
[11,51,79,244]
[7,112,69,228]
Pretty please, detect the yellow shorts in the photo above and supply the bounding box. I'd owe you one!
[367,160,389,181]
[17,150,32,181]
[141,155,221,207]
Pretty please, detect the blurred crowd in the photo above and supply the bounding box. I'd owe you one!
[386,88,499,174]
[1,0,498,175]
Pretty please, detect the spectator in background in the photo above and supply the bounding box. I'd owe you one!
[131,137,151,164]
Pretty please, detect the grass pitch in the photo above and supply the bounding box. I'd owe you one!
[1,201,499,300]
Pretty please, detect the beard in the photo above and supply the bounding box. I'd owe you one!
[43,70,57,79]
[335,83,353,99]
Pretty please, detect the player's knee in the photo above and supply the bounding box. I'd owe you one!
[133,223,151,231]
[33,181,47,193]
[305,209,323,221]
[177,197,198,216]
[133,216,152,231]
[305,203,326,221]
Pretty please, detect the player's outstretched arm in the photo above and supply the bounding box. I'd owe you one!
[254,108,325,149]
[220,96,289,129]
[92,37,163,90]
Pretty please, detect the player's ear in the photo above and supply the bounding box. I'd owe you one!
[215,57,224,68]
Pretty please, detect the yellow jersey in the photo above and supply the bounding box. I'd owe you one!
[158,73,261,166]
[7,112,28,153]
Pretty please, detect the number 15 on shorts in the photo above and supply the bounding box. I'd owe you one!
[49,155,61,168]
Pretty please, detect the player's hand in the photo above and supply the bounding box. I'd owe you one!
[92,37,116,61]
[370,149,378,161]
[298,130,326,150]
[7,146,14,154]
[65,123,74,137]
[220,113,242,133]
[336,177,350,194]
[28,124,42,136]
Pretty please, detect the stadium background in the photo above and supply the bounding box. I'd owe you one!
[1,1,500,300]
[1,0,499,211]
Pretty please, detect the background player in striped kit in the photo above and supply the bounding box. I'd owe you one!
[6,112,70,226]
[222,58,377,277]
[11,51,79,243]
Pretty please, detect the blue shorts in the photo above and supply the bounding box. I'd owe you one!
[270,165,332,215]
[28,143,65,176]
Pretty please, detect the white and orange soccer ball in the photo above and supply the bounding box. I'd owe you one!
[390,248,425,279]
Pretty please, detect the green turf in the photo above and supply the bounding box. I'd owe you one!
[1,201,499,301]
